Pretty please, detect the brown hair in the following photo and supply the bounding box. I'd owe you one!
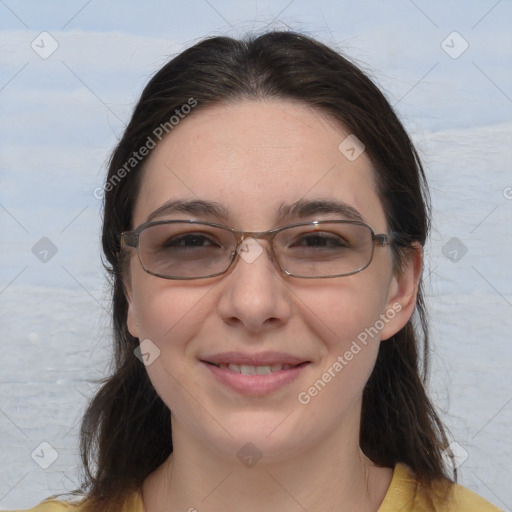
[79,30,453,509]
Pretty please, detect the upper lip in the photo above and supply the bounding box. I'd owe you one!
[201,351,310,366]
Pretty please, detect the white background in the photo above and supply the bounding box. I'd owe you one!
[1,0,511,509]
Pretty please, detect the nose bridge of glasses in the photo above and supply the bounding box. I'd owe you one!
[231,229,279,272]
[232,227,276,248]
[250,227,277,239]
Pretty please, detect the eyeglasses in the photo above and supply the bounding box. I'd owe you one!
[120,220,394,280]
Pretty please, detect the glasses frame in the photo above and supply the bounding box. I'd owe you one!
[120,219,394,280]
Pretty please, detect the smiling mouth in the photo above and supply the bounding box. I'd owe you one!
[205,361,309,375]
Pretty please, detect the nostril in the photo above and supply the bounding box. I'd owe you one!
[263,317,281,327]
[223,316,244,328]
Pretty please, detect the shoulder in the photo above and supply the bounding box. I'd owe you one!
[6,491,144,512]
[380,463,503,511]
[5,499,80,511]
[445,483,503,511]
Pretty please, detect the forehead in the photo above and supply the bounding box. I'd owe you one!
[133,99,386,230]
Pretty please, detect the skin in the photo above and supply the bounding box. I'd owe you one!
[125,99,422,512]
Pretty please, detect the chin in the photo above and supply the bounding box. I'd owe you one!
[201,410,312,464]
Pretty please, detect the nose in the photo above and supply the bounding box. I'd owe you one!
[217,238,292,333]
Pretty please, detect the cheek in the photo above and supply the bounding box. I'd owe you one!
[129,264,215,360]
[130,279,215,410]
[295,272,390,349]
[292,275,390,405]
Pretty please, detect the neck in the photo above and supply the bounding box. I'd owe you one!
[142,415,392,512]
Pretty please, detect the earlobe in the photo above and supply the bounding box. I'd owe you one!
[380,243,423,341]
[125,284,140,339]
[127,301,140,339]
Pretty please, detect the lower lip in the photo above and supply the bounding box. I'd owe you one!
[202,362,309,396]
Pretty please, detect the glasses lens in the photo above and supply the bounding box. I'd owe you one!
[274,222,373,277]
[138,223,235,278]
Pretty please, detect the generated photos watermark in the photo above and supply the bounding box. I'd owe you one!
[134,338,161,366]
[94,97,198,199]
[338,134,366,161]
[298,302,402,405]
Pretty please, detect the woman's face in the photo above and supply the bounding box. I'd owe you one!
[126,99,418,463]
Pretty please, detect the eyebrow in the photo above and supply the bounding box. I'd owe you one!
[276,198,365,223]
[146,199,231,223]
[145,198,365,224]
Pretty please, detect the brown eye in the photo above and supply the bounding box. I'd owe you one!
[290,233,350,249]
[164,233,220,248]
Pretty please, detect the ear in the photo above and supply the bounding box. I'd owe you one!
[380,242,423,341]
[125,277,141,340]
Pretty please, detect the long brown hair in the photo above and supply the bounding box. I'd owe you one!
[79,30,453,509]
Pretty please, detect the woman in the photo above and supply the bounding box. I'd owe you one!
[14,31,501,511]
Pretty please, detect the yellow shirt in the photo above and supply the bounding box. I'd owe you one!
[11,463,502,511]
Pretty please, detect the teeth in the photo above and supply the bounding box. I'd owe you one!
[217,363,294,374]
[240,364,257,375]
